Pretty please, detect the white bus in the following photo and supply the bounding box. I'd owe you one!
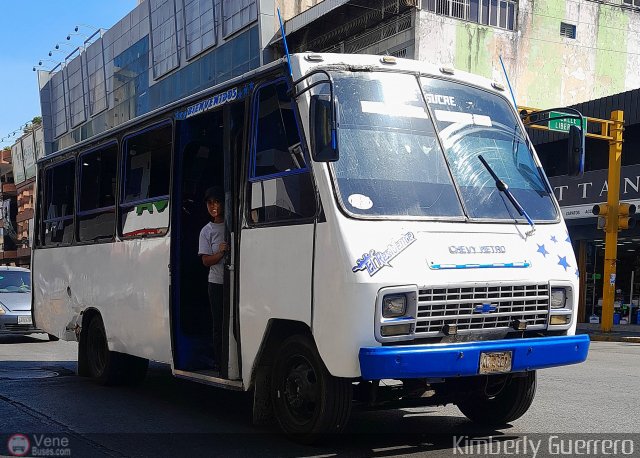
[33,53,589,441]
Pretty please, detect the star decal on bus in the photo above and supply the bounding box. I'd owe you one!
[557,255,570,271]
[537,244,549,257]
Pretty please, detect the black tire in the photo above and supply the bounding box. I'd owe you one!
[271,334,352,443]
[47,333,59,342]
[456,371,537,426]
[84,314,149,386]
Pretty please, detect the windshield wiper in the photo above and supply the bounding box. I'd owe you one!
[478,154,536,236]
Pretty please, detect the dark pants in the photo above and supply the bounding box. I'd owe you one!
[208,282,224,367]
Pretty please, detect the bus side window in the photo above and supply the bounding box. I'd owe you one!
[249,81,316,224]
[121,123,172,238]
[42,160,75,246]
[77,144,118,243]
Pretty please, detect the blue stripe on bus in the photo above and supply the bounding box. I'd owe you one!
[429,262,531,270]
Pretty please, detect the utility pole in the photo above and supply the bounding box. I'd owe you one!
[600,111,625,332]
[522,107,630,332]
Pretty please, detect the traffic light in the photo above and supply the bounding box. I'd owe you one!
[519,109,540,126]
[593,204,609,231]
[618,203,636,230]
[593,203,636,231]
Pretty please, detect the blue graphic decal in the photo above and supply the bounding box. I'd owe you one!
[532,232,579,275]
[474,303,498,314]
[352,232,416,276]
[537,244,549,257]
[175,82,254,120]
[429,261,530,270]
[557,255,571,271]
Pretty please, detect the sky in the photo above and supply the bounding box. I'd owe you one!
[0,1,138,148]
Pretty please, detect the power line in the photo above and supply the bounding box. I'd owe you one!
[0,122,40,147]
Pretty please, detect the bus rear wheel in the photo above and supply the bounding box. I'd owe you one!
[84,314,149,386]
[456,371,537,426]
[271,335,352,443]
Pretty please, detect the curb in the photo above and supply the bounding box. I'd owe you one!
[579,333,640,343]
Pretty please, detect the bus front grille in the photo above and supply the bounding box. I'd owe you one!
[415,283,549,336]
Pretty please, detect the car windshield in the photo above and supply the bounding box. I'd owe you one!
[0,271,31,293]
[327,71,557,221]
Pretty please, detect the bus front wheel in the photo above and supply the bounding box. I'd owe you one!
[271,334,352,442]
[456,371,537,426]
[84,314,148,386]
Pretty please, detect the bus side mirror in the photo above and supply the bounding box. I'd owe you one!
[310,94,338,162]
[568,124,585,177]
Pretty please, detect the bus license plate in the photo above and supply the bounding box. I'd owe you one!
[18,316,32,325]
[479,351,512,374]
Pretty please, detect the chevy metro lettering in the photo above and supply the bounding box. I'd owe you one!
[448,245,506,254]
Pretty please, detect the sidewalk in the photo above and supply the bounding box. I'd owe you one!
[577,323,640,343]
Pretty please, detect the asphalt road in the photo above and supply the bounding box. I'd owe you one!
[1,335,639,457]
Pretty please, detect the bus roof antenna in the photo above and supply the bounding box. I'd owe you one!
[499,55,518,108]
[277,8,293,77]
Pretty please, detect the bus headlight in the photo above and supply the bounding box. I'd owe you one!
[382,294,407,318]
[550,288,567,309]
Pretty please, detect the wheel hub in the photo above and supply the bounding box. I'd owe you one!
[283,359,318,421]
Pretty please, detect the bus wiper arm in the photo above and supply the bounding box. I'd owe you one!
[478,154,536,236]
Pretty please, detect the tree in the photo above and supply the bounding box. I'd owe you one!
[22,116,42,134]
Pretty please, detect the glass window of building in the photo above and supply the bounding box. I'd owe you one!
[183,0,216,59]
[66,57,87,128]
[86,40,108,116]
[51,72,68,138]
[222,0,258,37]
[421,0,516,31]
[150,0,180,78]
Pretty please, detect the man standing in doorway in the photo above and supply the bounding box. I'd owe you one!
[198,186,228,372]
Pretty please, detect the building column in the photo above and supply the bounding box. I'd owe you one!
[258,0,277,65]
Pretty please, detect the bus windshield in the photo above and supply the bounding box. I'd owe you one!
[420,77,557,221]
[329,71,557,221]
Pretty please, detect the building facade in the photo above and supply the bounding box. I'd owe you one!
[37,0,640,156]
[0,148,17,265]
[277,0,640,109]
[38,0,272,155]
[3,126,45,267]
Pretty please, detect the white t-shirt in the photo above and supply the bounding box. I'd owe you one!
[198,221,225,284]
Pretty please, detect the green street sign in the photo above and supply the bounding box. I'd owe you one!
[548,111,587,133]
[592,273,602,280]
